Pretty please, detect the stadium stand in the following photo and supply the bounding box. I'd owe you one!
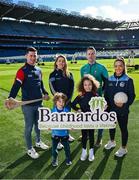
[0,0,139,62]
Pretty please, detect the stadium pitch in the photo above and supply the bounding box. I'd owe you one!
[0,59,139,179]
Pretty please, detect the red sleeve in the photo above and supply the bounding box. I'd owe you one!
[15,69,25,84]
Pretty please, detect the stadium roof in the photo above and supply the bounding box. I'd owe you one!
[116,21,139,30]
[0,0,122,29]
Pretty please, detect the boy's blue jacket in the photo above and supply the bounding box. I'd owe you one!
[51,106,69,137]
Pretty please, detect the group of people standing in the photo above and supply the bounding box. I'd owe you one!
[6,46,135,167]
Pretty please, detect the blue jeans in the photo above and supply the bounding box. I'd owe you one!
[22,105,41,150]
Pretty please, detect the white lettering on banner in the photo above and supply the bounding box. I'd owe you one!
[38,97,117,129]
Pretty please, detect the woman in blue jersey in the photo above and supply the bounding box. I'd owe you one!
[104,57,135,157]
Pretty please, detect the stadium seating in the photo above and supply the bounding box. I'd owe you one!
[1,19,139,42]
[0,0,139,60]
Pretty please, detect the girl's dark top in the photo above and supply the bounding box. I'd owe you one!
[71,92,97,112]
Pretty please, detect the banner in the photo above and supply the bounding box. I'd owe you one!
[38,97,117,129]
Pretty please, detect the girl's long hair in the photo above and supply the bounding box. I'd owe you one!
[54,54,70,77]
[78,74,100,96]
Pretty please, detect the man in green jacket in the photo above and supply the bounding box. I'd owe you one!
[80,46,109,147]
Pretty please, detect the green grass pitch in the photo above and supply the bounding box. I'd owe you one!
[0,59,139,179]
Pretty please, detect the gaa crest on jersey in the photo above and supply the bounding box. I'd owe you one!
[120,82,125,87]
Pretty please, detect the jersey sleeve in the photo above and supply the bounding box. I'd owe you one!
[40,71,48,95]
[71,96,81,111]
[15,69,25,84]
[101,66,109,92]
[80,66,84,78]
[8,69,24,98]
[49,72,57,95]
[127,78,136,106]
[101,66,109,80]
[67,73,74,102]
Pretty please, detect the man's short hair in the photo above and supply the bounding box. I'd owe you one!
[86,46,96,54]
[26,47,37,54]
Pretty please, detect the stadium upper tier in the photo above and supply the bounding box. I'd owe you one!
[0,20,139,42]
[0,0,139,58]
[0,1,122,29]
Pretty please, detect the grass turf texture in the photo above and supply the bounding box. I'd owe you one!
[0,59,139,179]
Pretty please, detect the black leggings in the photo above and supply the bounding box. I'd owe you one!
[81,129,94,149]
[109,114,128,147]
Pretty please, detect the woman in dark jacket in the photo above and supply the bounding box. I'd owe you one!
[49,55,75,148]
[104,57,135,157]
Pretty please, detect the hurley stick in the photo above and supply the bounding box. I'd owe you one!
[5,97,43,110]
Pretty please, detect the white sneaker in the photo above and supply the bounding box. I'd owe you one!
[88,148,95,161]
[57,142,64,150]
[80,148,87,161]
[36,141,49,150]
[104,140,116,150]
[27,148,39,159]
[115,147,128,157]
[66,161,72,166]
[52,158,58,167]
[68,134,75,142]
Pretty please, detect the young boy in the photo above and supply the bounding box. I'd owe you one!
[51,92,72,166]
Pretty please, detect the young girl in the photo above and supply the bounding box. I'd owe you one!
[104,57,135,157]
[51,92,72,166]
[71,75,100,161]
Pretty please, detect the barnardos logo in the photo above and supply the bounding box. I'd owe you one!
[38,97,117,129]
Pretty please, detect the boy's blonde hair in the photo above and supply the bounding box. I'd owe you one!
[53,92,67,105]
